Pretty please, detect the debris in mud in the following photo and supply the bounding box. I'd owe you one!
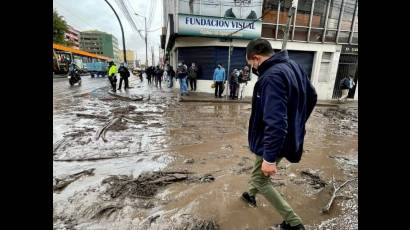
[110,105,137,115]
[95,117,121,142]
[329,155,358,174]
[53,168,95,192]
[75,113,108,120]
[101,171,191,199]
[101,171,214,200]
[173,214,219,230]
[300,169,327,189]
[63,127,95,139]
[145,213,219,230]
[322,176,357,214]
[53,217,77,230]
[91,204,123,219]
[197,174,215,183]
[53,138,67,155]
[108,91,144,101]
[184,158,195,164]
[316,108,358,136]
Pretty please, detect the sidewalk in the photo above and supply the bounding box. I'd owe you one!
[180,91,358,108]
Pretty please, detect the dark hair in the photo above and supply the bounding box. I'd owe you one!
[246,38,274,59]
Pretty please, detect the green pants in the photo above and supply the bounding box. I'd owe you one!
[248,155,302,226]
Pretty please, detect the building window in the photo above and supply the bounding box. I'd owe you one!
[310,28,324,42]
[262,23,277,38]
[293,27,309,41]
[340,0,356,31]
[325,30,337,42]
[351,32,358,44]
[295,0,313,27]
[338,31,350,43]
[327,0,342,30]
[312,0,328,28]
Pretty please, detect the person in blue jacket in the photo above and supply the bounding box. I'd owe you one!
[213,63,226,98]
[241,39,317,230]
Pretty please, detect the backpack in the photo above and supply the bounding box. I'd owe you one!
[339,78,349,89]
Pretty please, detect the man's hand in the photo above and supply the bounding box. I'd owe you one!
[261,160,278,176]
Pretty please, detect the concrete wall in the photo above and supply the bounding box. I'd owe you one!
[170,36,343,100]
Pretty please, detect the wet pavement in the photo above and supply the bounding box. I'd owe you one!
[53,75,358,230]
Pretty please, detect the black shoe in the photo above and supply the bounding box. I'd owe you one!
[241,192,257,207]
[277,221,305,230]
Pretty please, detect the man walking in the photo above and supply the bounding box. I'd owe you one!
[338,75,355,102]
[117,63,130,90]
[241,39,317,230]
[213,63,226,98]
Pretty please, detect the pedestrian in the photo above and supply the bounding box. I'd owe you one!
[138,70,144,82]
[229,68,239,99]
[155,65,164,89]
[107,61,118,92]
[338,75,355,102]
[168,65,175,88]
[176,62,189,96]
[213,63,226,98]
[238,65,251,100]
[242,39,317,230]
[188,62,198,91]
[146,66,152,85]
[117,63,130,90]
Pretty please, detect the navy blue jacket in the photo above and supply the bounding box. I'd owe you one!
[248,51,317,163]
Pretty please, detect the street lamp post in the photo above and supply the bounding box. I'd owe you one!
[135,13,148,68]
[103,0,127,64]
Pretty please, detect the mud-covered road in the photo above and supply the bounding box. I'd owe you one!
[53,75,358,230]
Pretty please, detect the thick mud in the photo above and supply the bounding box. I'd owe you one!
[53,77,358,230]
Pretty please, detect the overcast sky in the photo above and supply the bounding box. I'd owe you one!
[53,0,163,64]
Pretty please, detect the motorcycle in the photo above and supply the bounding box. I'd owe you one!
[68,68,82,86]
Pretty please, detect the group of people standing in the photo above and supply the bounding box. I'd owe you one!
[107,61,130,92]
[213,64,251,99]
[171,62,201,96]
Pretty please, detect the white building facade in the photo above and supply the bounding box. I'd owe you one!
[162,0,358,100]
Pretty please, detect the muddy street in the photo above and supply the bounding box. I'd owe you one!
[53,75,358,230]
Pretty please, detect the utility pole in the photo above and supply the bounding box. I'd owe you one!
[282,0,298,51]
[158,45,161,67]
[225,40,233,100]
[104,0,127,64]
[151,46,154,66]
[135,13,148,68]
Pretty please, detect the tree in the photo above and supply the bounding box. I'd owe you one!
[53,9,68,44]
